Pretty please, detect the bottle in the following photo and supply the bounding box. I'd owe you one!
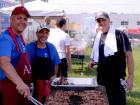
[29,83,34,96]
[120,79,128,92]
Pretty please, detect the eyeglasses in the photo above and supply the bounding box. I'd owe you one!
[96,19,106,23]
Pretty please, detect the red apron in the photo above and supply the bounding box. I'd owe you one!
[1,27,32,105]
[8,27,31,82]
[37,80,51,102]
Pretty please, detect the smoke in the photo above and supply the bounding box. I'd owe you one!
[22,19,39,43]
[70,16,97,55]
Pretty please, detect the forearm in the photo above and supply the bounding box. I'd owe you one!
[125,51,134,91]
[66,52,72,65]
[53,65,59,76]
[0,60,24,85]
[0,57,30,98]
[50,65,59,81]
[65,46,72,64]
[126,52,134,79]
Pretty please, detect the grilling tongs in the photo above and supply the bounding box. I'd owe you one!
[30,96,43,105]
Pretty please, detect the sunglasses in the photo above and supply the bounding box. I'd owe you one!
[96,19,106,23]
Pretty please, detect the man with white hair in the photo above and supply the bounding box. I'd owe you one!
[88,11,134,105]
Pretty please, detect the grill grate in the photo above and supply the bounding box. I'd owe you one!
[47,86,109,105]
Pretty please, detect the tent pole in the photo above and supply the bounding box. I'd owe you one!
[21,0,24,6]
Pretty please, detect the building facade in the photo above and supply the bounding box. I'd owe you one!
[110,13,140,29]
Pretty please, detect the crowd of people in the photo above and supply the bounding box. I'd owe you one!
[0,6,134,105]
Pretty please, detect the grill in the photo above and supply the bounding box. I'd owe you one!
[47,86,109,105]
[47,78,109,105]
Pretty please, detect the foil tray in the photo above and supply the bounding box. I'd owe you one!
[51,77,98,88]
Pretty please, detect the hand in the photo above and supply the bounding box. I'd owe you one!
[50,75,56,82]
[126,76,133,91]
[16,81,30,99]
[88,60,94,70]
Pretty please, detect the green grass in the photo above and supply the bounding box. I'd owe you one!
[126,46,140,105]
[68,46,140,105]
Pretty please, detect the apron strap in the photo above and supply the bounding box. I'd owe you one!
[46,42,51,58]
[34,41,37,57]
[8,27,25,52]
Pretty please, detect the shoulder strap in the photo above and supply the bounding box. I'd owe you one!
[46,43,53,63]
[115,29,126,53]
[8,27,25,52]
[34,41,38,56]
[46,43,51,58]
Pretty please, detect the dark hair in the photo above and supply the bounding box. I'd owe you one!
[57,18,66,28]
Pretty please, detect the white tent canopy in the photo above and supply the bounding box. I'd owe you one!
[0,0,64,16]
[48,0,140,14]
[1,0,140,15]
